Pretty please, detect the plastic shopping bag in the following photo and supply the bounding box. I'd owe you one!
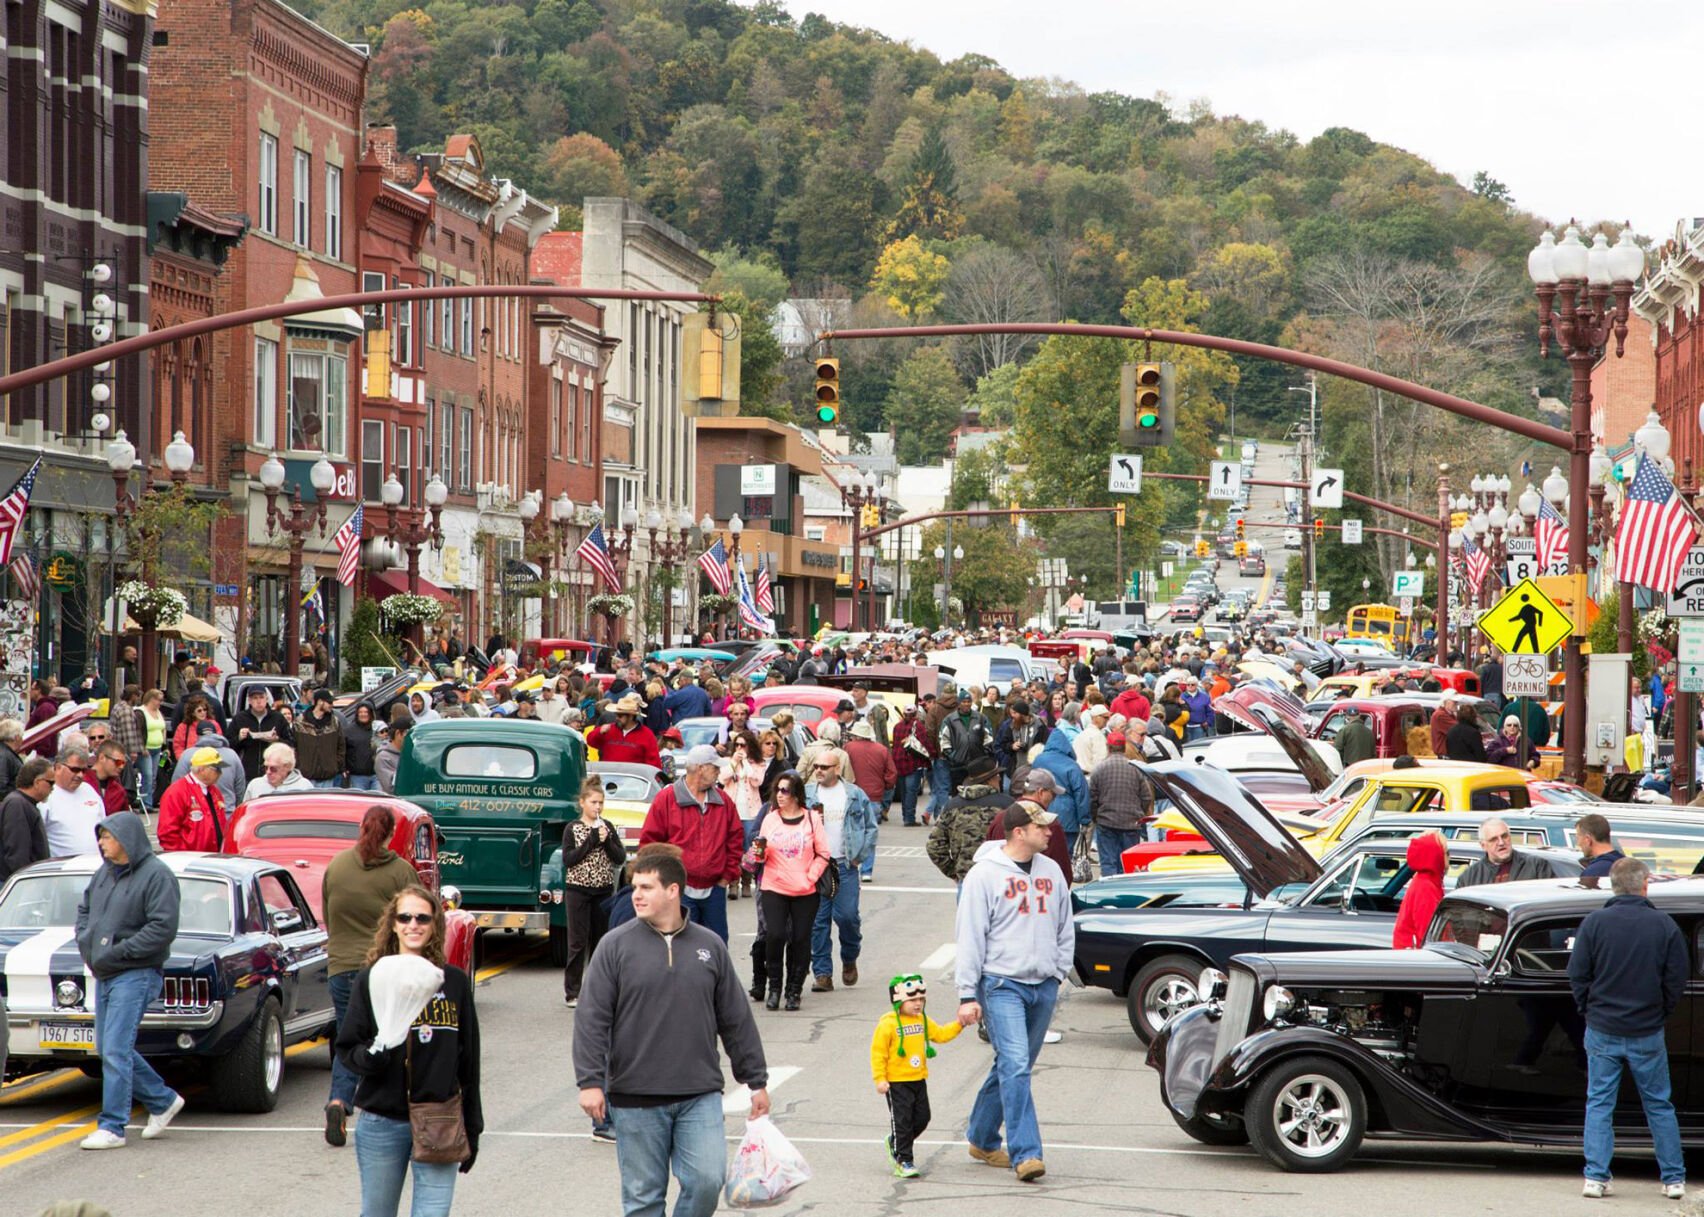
[723,1116,812,1208]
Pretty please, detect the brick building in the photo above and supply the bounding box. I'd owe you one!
[151,0,367,670]
[1589,314,1656,453]
[1634,228,1704,478]
[0,0,156,685]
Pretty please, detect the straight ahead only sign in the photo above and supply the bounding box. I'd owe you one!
[1208,461,1242,500]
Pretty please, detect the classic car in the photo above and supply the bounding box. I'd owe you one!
[335,667,428,727]
[0,853,333,1111]
[19,702,94,759]
[1073,761,1580,1043]
[222,790,477,972]
[750,685,853,728]
[1148,876,1704,1171]
[821,664,944,716]
[579,760,667,852]
[662,717,778,770]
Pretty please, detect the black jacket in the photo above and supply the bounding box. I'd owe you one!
[0,746,22,797]
[1444,721,1487,763]
[1568,894,1687,1036]
[228,709,293,778]
[343,722,377,777]
[336,963,483,1151]
[0,788,48,885]
[1456,850,1558,889]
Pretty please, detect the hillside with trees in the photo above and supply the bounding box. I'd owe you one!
[296,0,1581,598]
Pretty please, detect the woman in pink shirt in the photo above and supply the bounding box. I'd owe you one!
[754,771,829,1011]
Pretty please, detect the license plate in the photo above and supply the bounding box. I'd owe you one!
[37,1022,96,1051]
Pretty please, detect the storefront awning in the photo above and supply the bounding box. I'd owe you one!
[367,570,459,607]
[104,610,222,643]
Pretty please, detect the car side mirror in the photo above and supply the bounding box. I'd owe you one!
[440,885,461,911]
[270,909,304,934]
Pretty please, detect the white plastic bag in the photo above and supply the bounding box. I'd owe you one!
[368,954,445,1051]
[723,1116,811,1208]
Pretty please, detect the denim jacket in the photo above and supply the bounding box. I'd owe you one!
[803,780,878,866]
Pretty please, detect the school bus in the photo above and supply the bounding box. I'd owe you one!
[1345,603,1411,648]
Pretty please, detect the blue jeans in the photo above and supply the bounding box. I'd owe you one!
[329,970,358,1108]
[861,803,886,881]
[1185,723,1208,741]
[810,859,861,977]
[897,770,924,825]
[348,774,379,791]
[1583,1026,1684,1185]
[1095,826,1145,877]
[313,778,343,789]
[683,887,728,942]
[609,1092,725,1217]
[94,969,177,1137]
[966,975,1059,1170]
[928,758,951,815]
[354,1109,458,1217]
[139,748,160,806]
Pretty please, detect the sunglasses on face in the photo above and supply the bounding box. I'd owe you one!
[62,765,87,774]
[394,912,433,926]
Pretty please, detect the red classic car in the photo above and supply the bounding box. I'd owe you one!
[223,790,478,972]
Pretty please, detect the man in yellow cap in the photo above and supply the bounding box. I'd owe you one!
[156,748,229,852]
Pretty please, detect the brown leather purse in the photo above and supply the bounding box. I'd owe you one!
[406,1034,470,1165]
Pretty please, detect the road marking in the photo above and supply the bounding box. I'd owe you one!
[0,1117,99,1169]
[477,946,543,982]
[919,943,956,972]
[723,1065,798,1114]
[0,1103,100,1151]
[860,885,955,895]
[0,1070,79,1106]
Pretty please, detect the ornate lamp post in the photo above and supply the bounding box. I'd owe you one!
[550,492,576,635]
[1527,222,1647,783]
[589,501,638,650]
[258,451,336,676]
[108,431,196,690]
[647,503,693,647]
[841,471,884,630]
[378,470,448,657]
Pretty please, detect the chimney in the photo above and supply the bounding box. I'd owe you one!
[364,124,410,183]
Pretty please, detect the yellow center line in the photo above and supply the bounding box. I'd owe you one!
[0,1118,100,1169]
[0,1070,80,1106]
[0,1104,101,1151]
[477,947,542,982]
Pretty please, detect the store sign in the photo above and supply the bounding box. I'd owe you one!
[283,459,357,502]
[44,552,80,592]
[800,549,836,570]
[740,465,777,496]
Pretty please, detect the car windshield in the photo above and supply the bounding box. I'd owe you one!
[674,723,722,749]
[1427,900,1509,958]
[597,773,655,802]
[0,873,232,935]
[253,819,360,840]
[442,745,538,779]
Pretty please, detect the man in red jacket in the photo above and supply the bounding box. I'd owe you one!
[1108,678,1151,725]
[585,693,662,769]
[638,744,742,943]
[156,747,230,852]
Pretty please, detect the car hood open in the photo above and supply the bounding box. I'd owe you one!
[1142,761,1322,897]
[1217,687,1335,794]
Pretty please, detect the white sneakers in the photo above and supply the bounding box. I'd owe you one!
[1663,1182,1686,1200]
[1580,1178,1681,1200]
[81,1092,186,1149]
[141,1093,186,1140]
[79,1129,126,1151]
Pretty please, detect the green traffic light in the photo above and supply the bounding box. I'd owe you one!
[817,404,837,423]
[1137,412,1158,428]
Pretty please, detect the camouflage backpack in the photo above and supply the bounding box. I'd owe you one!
[926,784,1007,882]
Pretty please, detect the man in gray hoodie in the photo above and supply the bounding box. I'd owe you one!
[955,802,1075,1184]
[74,812,186,1149]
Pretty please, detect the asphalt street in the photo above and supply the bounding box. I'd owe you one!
[4,839,1688,1216]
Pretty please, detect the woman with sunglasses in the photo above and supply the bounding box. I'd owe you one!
[755,773,829,1011]
[721,730,766,900]
[337,886,482,1217]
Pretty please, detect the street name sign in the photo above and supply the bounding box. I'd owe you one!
[1108,454,1143,495]
[1667,546,1704,617]
[1391,570,1426,599]
[1310,468,1345,509]
[1340,519,1363,545]
[1502,653,1550,699]
[1478,577,1573,655]
[1208,461,1242,500]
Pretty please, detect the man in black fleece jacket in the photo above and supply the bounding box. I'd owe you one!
[573,847,768,1217]
[1567,857,1687,1198]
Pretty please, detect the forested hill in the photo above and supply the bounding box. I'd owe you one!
[296,0,1556,464]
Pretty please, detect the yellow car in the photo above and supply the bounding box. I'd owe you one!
[586,761,663,855]
[1148,762,1585,874]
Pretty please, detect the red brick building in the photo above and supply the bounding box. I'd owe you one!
[1589,314,1656,453]
[1634,228,1704,477]
[151,0,367,669]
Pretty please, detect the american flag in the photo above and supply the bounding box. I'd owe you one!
[755,559,773,614]
[0,457,42,567]
[8,555,37,600]
[1615,453,1699,592]
[1462,535,1491,594]
[1534,496,1569,571]
[577,521,620,589]
[735,554,773,633]
[696,535,731,594]
[333,503,364,587]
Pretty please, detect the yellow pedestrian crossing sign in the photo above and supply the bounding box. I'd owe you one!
[1479,577,1573,655]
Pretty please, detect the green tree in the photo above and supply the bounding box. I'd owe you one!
[906,520,1031,625]
[885,125,963,242]
[947,444,1007,509]
[870,235,950,320]
[965,361,1020,428]
[884,346,964,464]
[708,247,790,312]
[716,288,788,422]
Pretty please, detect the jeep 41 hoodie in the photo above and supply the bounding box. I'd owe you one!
[955,840,1075,1002]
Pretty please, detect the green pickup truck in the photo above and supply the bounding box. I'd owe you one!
[393,719,587,963]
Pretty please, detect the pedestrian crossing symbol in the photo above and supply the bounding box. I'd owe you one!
[1478,578,1572,656]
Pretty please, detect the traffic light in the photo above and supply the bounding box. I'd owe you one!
[1235,518,1245,540]
[1119,361,1176,447]
[1010,499,1022,527]
[1313,517,1325,540]
[813,357,841,427]
[1115,503,1126,528]
[1194,539,1210,558]
[1234,540,1248,557]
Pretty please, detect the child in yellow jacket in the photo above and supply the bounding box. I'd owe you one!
[870,973,967,1177]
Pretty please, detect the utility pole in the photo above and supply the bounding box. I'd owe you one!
[1289,373,1319,633]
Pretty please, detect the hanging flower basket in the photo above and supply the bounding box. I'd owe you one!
[379,593,444,627]
[588,593,635,619]
[699,593,739,616]
[118,580,187,629]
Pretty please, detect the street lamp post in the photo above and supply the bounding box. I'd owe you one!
[935,541,963,629]
[378,471,448,662]
[1528,223,1646,784]
[550,492,575,636]
[107,431,196,691]
[841,471,884,631]
[647,503,693,647]
[593,502,639,650]
[258,451,336,676]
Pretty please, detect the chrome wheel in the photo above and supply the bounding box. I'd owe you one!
[263,1016,284,1095]
[1270,1074,1351,1159]
[1143,975,1199,1031]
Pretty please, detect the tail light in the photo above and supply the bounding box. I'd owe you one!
[163,976,212,1010]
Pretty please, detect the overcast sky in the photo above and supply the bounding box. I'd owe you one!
[779,0,1702,240]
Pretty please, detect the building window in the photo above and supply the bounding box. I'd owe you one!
[441,291,454,351]
[424,401,435,476]
[459,299,473,357]
[393,425,412,506]
[440,401,453,481]
[258,133,278,235]
[422,274,435,348]
[581,382,591,460]
[253,337,277,448]
[458,408,472,490]
[362,420,383,502]
[550,378,562,457]
[805,526,827,542]
[292,149,311,247]
[325,165,343,260]
[394,283,413,367]
[362,271,385,326]
[287,346,348,455]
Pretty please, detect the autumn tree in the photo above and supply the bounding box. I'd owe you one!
[870,235,950,321]
[539,133,629,222]
[884,346,964,465]
[942,244,1054,378]
[885,126,963,242]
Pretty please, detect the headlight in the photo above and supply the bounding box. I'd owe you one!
[1262,985,1295,1022]
[1199,968,1228,1001]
